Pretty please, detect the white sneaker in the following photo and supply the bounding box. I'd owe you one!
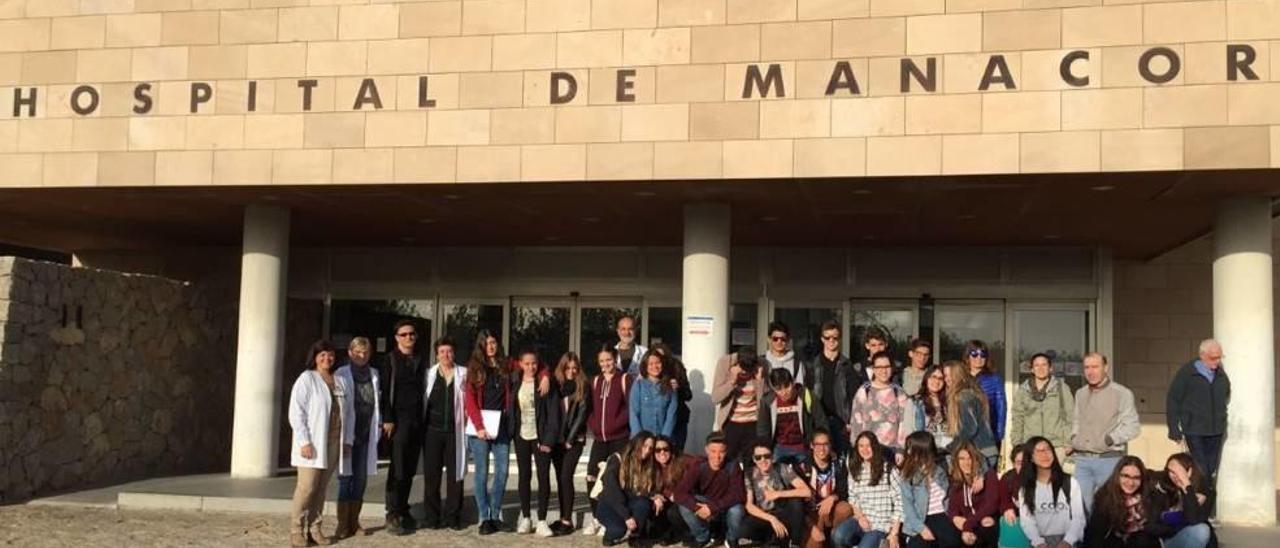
[534,520,554,537]
[581,518,599,536]
[516,516,533,534]
[597,524,605,537]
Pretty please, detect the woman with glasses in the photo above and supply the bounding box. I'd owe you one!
[946,361,999,469]
[651,434,693,544]
[832,431,902,548]
[964,341,1006,446]
[1016,437,1085,548]
[595,431,659,546]
[464,329,514,535]
[850,351,912,460]
[910,364,952,451]
[1084,456,1161,548]
[550,352,591,536]
[740,439,813,548]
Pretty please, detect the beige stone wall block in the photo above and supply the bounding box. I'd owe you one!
[522,68,588,106]
[244,113,303,149]
[1228,0,1280,40]
[1062,5,1141,48]
[1022,0,1101,7]
[303,112,364,148]
[428,109,490,145]
[21,51,76,85]
[188,45,247,80]
[400,1,461,38]
[98,151,155,186]
[527,0,591,32]
[1102,45,1184,88]
[275,76,336,113]
[907,14,981,54]
[760,21,831,61]
[213,149,272,185]
[723,139,792,178]
[0,0,21,18]
[128,116,185,150]
[76,49,131,83]
[306,41,367,77]
[0,121,16,153]
[1062,88,1142,130]
[983,10,1061,52]
[592,0,658,29]
[155,81,200,116]
[1144,1,1226,44]
[794,59,867,99]
[1021,48,1100,90]
[246,43,305,78]
[727,0,798,24]
[217,79,269,114]
[0,18,49,52]
[1230,83,1280,125]
[491,107,556,144]
[185,115,245,150]
[866,135,940,175]
[725,61,795,100]
[1143,85,1227,128]
[833,17,905,58]
[621,103,689,141]
[870,0,943,17]
[656,64,725,103]
[1019,131,1100,173]
[555,105,622,142]
[161,11,219,46]
[798,0,868,20]
[132,47,188,81]
[905,94,980,135]
[1273,125,1280,167]
[521,144,587,181]
[558,31,623,68]
[692,24,760,63]
[220,9,277,44]
[793,137,865,176]
[586,141,654,180]
[462,0,526,35]
[273,149,332,184]
[868,56,943,96]
[393,146,457,183]
[0,153,42,186]
[105,13,160,47]
[72,117,128,152]
[494,34,557,71]
[0,53,20,85]
[941,133,1019,175]
[456,145,520,182]
[689,101,759,140]
[1100,129,1183,171]
[654,141,722,178]
[624,28,691,65]
[831,96,904,136]
[1186,41,1270,84]
[1183,125,1270,169]
[43,153,98,187]
[460,72,525,108]
[18,119,72,152]
[337,5,399,40]
[659,0,727,26]
[25,0,77,18]
[333,148,393,184]
[42,85,80,119]
[759,98,829,138]
[156,150,213,185]
[943,52,1021,94]
[364,111,427,147]
[589,67,655,104]
[367,39,431,75]
[430,36,492,72]
[279,7,339,43]
[944,0,1019,13]
[398,74,459,110]
[51,16,105,50]
[983,91,1061,133]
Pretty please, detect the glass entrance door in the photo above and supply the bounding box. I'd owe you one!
[440,300,506,362]
[1010,304,1092,392]
[510,299,572,368]
[579,300,642,375]
[849,300,918,366]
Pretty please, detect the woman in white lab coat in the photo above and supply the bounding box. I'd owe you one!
[288,339,352,547]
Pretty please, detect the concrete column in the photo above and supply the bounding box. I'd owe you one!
[230,205,291,478]
[1213,196,1276,525]
[681,203,730,454]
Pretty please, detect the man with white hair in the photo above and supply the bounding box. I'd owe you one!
[616,314,648,376]
[1166,338,1231,482]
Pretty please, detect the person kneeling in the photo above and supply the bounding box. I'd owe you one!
[1084,456,1161,548]
[741,439,812,548]
[596,432,660,546]
[947,442,999,547]
[674,433,747,548]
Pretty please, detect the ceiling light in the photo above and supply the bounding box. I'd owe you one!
[582,216,600,223]
[1044,235,1061,240]
[957,214,977,221]
[400,236,416,243]
[852,189,872,195]
[761,216,779,222]
[442,194,460,200]
[1091,185,1115,192]
[633,191,656,197]
[418,218,435,224]
[544,236,560,242]
[262,194,279,201]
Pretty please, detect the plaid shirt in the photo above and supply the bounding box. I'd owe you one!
[847,464,903,533]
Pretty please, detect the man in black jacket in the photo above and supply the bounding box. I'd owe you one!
[806,320,859,457]
[380,319,428,535]
[1166,338,1231,482]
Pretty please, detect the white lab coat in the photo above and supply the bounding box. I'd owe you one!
[424,363,470,480]
[618,342,649,376]
[288,369,353,474]
[335,363,381,477]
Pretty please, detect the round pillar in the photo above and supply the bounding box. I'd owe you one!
[681,203,730,454]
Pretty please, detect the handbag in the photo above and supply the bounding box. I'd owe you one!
[588,455,615,500]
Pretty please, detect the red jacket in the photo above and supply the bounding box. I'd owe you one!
[998,469,1019,515]
[588,372,633,442]
[947,468,1001,532]
[465,367,552,436]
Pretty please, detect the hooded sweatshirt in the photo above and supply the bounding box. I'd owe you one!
[766,349,805,386]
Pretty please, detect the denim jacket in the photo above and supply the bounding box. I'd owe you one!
[629,377,677,437]
[900,465,949,535]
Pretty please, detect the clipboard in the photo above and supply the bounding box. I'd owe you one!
[465,409,502,437]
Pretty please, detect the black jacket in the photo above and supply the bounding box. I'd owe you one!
[1144,476,1212,539]
[757,386,821,442]
[558,380,591,445]
[1166,360,1231,439]
[379,350,427,425]
[806,353,860,423]
[597,454,642,520]
[510,372,562,446]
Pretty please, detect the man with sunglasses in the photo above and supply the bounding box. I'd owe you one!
[764,321,806,387]
[806,320,859,456]
[379,319,428,535]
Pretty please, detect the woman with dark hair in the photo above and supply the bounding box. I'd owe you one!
[583,343,634,536]
[946,362,999,469]
[652,342,693,451]
[1084,456,1161,548]
[287,340,352,547]
[946,442,999,547]
[631,349,678,438]
[899,431,961,548]
[594,431,659,546]
[465,329,513,535]
[1016,437,1085,548]
[550,352,591,536]
[1009,353,1073,463]
[963,341,1006,445]
[832,431,901,548]
[911,364,951,450]
[740,438,813,548]
[997,444,1030,548]
[650,434,693,544]
[1148,453,1213,548]
[511,349,561,537]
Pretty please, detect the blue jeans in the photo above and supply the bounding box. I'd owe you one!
[1073,455,1120,513]
[1164,524,1211,548]
[832,518,888,548]
[774,445,809,467]
[678,501,745,543]
[1186,435,1224,480]
[468,434,511,522]
[336,440,369,502]
[595,496,653,543]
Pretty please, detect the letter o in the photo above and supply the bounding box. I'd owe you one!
[1139,47,1181,84]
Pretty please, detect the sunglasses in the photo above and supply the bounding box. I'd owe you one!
[655,447,671,454]
[821,336,839,341]
[753,453,773,462]
[967,349,988,358]
[396,332,417,338]
[770,336,788,342]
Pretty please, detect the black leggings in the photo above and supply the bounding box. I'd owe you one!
[514,436,552,520]
[552,441,586,523]
[906,513,963,548]
[960,522,998,547]
[739,499,809,543]
[723,421,756,465]
[586,438,628,512]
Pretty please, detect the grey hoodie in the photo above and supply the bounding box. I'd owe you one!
[766,349,805,386]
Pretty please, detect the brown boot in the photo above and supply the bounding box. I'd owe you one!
[351,501,368,536]
[334,502,352,540]
[291,514,310,547]
[309,517,334,546]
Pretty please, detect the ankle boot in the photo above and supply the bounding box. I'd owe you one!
[334,502,352,539]
[290,514,309,547]
[309,516,334,546]
[352,501,368,536]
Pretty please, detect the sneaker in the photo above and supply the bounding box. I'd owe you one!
[598,524,607,537]
[400,514,418,532]
[582,518,600,536]
[478,520,497,536]
[516,516,534,534]
[549,520,572,536]
[535,520,554,537]
[385,515,409,537]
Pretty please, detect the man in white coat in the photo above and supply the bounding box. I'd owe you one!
[422,336,470,530]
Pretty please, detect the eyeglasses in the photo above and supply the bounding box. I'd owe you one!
[1120,473,1143,481]
[821,336,839,341]
[770,336,788,342]
[654,447,671,454]
[753,453,773,462]
[967,349,988,358]
[396,332,417,338]
[872,364,892,370]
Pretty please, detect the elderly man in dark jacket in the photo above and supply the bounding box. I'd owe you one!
[1166,338,1231,481]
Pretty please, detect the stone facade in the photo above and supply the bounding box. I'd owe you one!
[0,257,237,502]
[0,0,1278,186]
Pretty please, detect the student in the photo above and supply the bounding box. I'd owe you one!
[902,338,934,396]
[583,344,635,537]
[1070,352,1140,508]
[651,434,693,545]
[674,432,748,548]
[832,431,903,548]
[964,341,1006,446]
[899,431,961,548]
[631,349,678,438]
[853,328,892,386]
[595,431,659,546]
[511,350,561,536]
[946,362,999,469]
[910,364,952,451]
[997,445,1031,548]
[334,337,380,539]
[1147,453,1213,548]
[758,367,818,466]
[807,320,859,457]
[1016,437,1085,548]
[765,320,807,386]
[419,336,468,531]
[712,346,766,463]
[741,439,813,548]
[465,330,514,535]
[850,351,912,458]
[1084,456,1161,548]
[947,442,1000,547]
[1009,353,1074,467]
[796,428,854,548]
[551,352,591,536]
[379,320,428,535]
[653,342,694,451]
[288,340,352,547]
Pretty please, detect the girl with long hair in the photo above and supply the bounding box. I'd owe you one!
[1016,437,1085,548]
[652,342,693,451]
[963,341,1006,445]
[911,364,951,450]
[899,431,961,547]
[550,352,591,536]
[650,434,693,544]
[464,329,513,535]
[946,361,999,468]
[511,349,561,536]
[594,431,659,545]
[1147,453,1213,548]
[631,350,678,438]
[946,442,999,547]
[1084,456,1161,548]
[583,344,634,536]
[832,431,902,548]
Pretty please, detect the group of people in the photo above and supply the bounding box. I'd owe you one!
[284,316,1231,548]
